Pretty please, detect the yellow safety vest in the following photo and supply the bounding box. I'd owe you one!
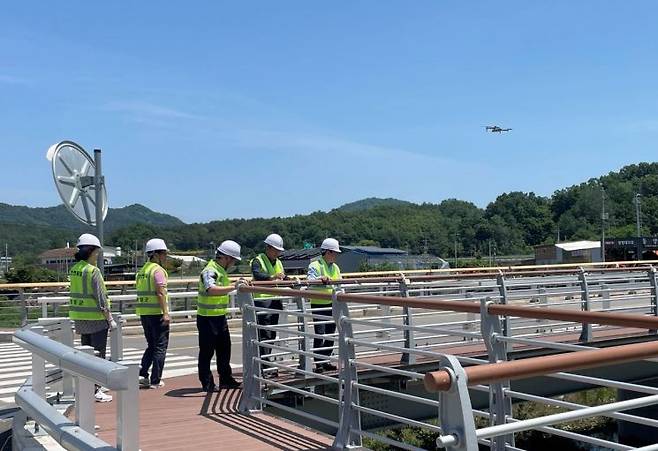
[250,253,284,298]
[136,261,169,316]
[69,260,110,320]
[197,260,230,316]
[308,257,341,305]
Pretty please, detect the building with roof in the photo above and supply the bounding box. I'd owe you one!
[604,237,658,261]
[534,240,602,265]
[280,245,448,274]
[39,246,122,272]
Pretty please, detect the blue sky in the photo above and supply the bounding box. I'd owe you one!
[2,1,658,223]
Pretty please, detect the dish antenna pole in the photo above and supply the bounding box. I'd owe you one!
[46,141,108,274]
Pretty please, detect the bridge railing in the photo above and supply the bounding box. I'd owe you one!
[2,261,657,327]
[237,281,658,451]
[11,325,139,451]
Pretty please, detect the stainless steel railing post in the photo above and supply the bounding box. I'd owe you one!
[333,290,362,450]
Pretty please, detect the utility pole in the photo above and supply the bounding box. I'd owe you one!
[635,193,642,238]
[454,234,458,268]
[635,193,642,261]
[601,187,607,262]
[488,240,493,267]
[556,223,560,243]
[4,243,8,274]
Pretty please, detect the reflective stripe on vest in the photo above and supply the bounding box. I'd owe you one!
[69,260,109,320]
[308,257,341,305]
[197,260,230,316]
[136,262,169,316]
[251,253,284,299]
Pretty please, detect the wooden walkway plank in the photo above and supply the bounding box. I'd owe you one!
[94,374,333,451]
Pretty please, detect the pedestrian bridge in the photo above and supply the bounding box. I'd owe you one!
[7,263,658,450]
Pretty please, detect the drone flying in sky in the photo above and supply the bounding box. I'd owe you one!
[485,125,512,133]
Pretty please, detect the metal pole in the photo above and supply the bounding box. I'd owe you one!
[601,188,606,263]
[636,193,642,261]
[636,194,642,238]
[94,148,104,275]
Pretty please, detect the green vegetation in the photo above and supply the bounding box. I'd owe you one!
[363,388,616,451]
[2,163,658,269]
[336,197,414,212]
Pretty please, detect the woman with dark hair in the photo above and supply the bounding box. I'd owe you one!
[68,233,116,402]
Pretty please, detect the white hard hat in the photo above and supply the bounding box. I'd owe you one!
[320,238,341,253]
[76,233,101,248]
[264,233,284,251]
[145,238,168,253]
[217,240,242,261]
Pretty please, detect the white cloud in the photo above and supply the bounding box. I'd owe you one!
[103,100,202,120]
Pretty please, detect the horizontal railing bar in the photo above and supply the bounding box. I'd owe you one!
[254,376,340,405]
[475,394,658,440]
[353,382,440,407]
[353,428,427,451]
[257,397,340,428]
[425,340,658,392]
[350,360,424,379]
[15,382,116,450]
[239,286,658,330]
[506,389,658,428]
[13,329,131,390]
[354,404,443,432]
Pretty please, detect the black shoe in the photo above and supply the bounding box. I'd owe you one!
[314,365,325,374]
[263,369,279,379]
[322,363,337,372]
[220,378,241,389]
[202,384,217,393]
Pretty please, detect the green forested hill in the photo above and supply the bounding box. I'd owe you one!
[0,203,184,233]
[3,163,658,260]
[335,197,414,212]
[0,203,184,259]
[107,163,658,259]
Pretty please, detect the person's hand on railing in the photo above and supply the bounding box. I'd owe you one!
[275,272,286,280]
[320,276,330,284]
[235,278,251,288]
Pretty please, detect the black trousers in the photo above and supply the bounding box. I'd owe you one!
[81,328,108,391]
[197,315,232,388]
[312,304,335,363]
[139,315,170,384]
[255,298,282,358]
[80,328,108,359]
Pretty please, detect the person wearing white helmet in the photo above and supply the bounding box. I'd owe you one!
[307,237,342,374]
[196,240,244,391]
[69,233,115,402]
[250,234,287,371]
[136,238,170,389]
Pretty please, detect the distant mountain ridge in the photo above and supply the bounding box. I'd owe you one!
[0,203,184,233]
[336,197,414,212]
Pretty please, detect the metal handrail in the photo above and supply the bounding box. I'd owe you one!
[12,327,139,451]
[424,340,658,392]
[237,285,658,330]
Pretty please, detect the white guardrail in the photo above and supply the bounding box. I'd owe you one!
[11,325,139,451]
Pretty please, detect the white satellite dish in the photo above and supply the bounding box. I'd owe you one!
[46,141,107,226]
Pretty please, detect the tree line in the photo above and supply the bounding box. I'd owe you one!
[109,163,658,260]
[2,162,657,276]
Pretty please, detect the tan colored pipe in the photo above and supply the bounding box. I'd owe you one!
[236,286,658,330]
[424,340,658,392]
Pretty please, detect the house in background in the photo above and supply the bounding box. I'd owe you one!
[534,240,602,265]
[280,245,448,274]
[40,245,122,272]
